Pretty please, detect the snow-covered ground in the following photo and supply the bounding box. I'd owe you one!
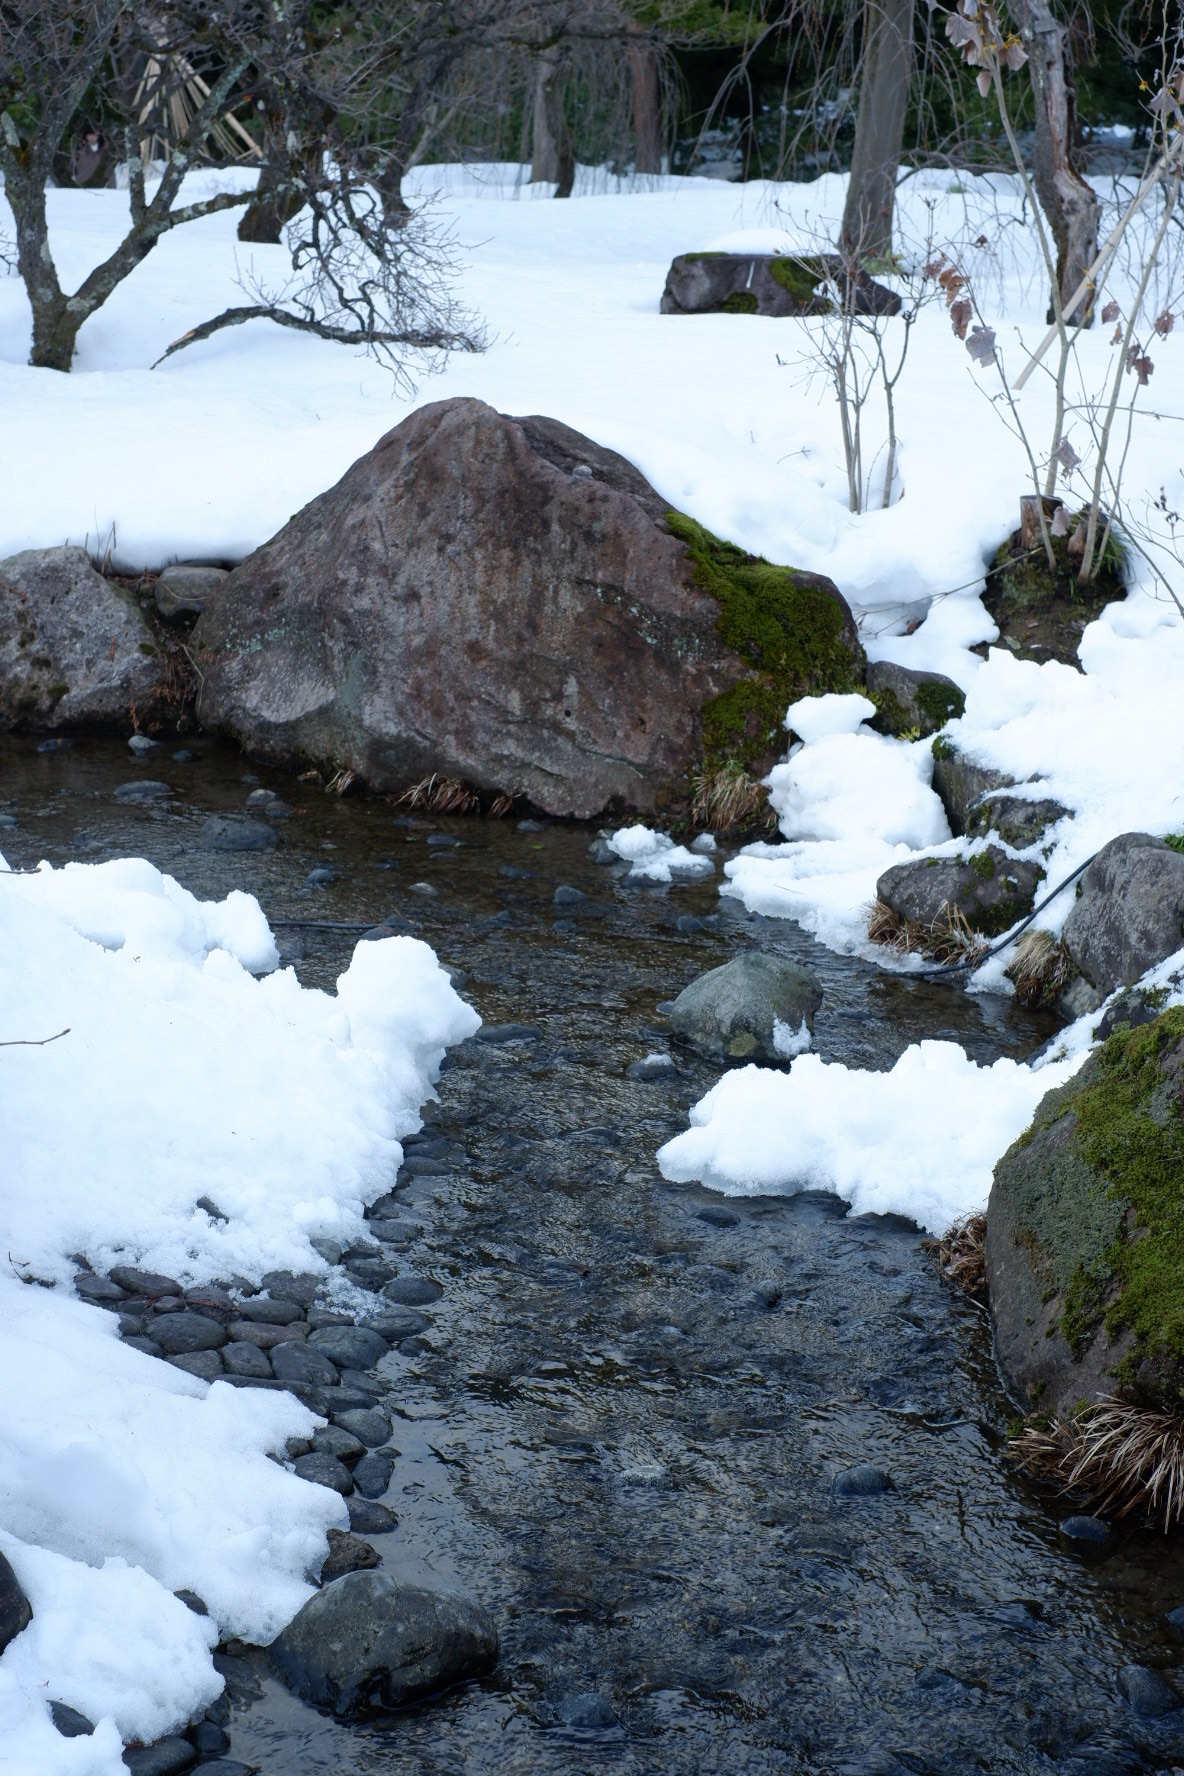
[0,858,477,1772]
[4,157,1184,1757]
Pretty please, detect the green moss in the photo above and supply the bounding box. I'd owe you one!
[138,642,157,656]
[869,686,910,737]
[682,251,726,260]
[46,682,68,703]
[666,509,863,775]
[768,254,830,306]
[721,290,759,315]
[915,678,966,728]
[931,734,955,761]
[1165,834,1184,855]
[970,850,996,882]
[1062,1261,1107,1358]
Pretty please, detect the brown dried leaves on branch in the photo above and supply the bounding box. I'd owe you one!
[867,897,987,966]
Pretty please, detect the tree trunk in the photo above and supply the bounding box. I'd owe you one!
[629,26,662,174]
[530,45,574,196]
[238,155,306,244]
[1019,0,1100,326]
[840,0,916,264]
[4,162,78,370]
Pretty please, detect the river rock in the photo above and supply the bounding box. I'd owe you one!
[154,564,228,621]
[192,399,863,818]
[660,252,901,318]
[0,546,165,731]
[986,1007,1184,1416]
[1061,833,1184,1002]
[320,1528,380,1583]
[876,847,1043,935]
[271,1342,339,1389]
[930,741,1015,835]
[150,1312,227,1355]
[270,1570,499,1718]
[0,1551,32,1652]
[200,816,279,853]
[121,1735,197,1775]
[308,1325,389,1371]
[667,952,822,1064]
[865,661,965,738]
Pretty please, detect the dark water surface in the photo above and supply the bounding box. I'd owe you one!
[5,734,1184,1775]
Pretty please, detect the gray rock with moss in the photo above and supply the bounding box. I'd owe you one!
[270,1569,498,1718]
[876,846,1043,936]
[966,790,1070,852]
[986,1008,1184,1416]
[0,545,164,731]
[667,952,822,1064]
[660,253,902,319]
[193,399,863,817]
[865,661,965,738]
[1062,833,1184,1000]
[931,740,1067,851]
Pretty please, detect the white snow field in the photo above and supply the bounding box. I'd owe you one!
[0,857,478,1773]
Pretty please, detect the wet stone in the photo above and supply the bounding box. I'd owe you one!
[228,1319,308,1350]
[321,1528,380,1583]
[365,1306,430,1340]
[187,1721,230,1758]
[380,1274,442,1307]
[50,1701,95,1737]
[260,1270,321,1307]
[0,1550,33,1653]
[151,1313,227,1355]
[222,1341,273,1379]
[232,1297,305,1325]
[169,1350,223,1380]
[346,1497,398,1535]
[271,1342,339,1389]
[1059,1515,1112,1552]
[122,1335,164,1358]
[1117,1663,1181,1716]
[313,1425,365,1464]
[75,1273,127,1304]
[627,1053,677,1081]
[351,1448,397,1498]
[122,1735,198,1776]
[331,1407,392,1447]
[308,1325,390,1371]
[114,780,173,803]
[174,1589,208,1615]
[475,1024,542,1045]
[110,1266,182,1298]
[834,1464,893,1498]
[293,1452,354,1496]
[200,816,279,852]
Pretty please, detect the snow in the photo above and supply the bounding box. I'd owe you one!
[0,855,478,1769]
[606,824,715,882]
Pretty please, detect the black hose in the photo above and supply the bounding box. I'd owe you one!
[920,848,1099,977]
[270,918,381,932]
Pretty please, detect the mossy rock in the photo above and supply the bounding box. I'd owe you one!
[665,511,865,778]
[986,1007,1184,1416]
[983,507,1125,667]
[865,660,964,739]
[660,252,902,320]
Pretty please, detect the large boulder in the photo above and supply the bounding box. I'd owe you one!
[1062,834,1184,1002]
[270,1570,498,1718]
[0,546,164,730]
[986,1007,1184,1416]
[930,740,1067,852]
[192,400,864,818]
[876,846,1043,936]
[667,952,822,1064]
[660,253,902,319]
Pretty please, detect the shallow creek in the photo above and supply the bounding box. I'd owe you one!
[6,733,1184,1775]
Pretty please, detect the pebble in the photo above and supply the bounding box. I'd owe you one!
[1167,1603,1184,1636]
[169,1351,223,1380]
[696,1205,739,1228]
[123,1335,164,1358]
[351,1448,397,1498]
[366,1218,421,1244]
[174,1589,208,1615]
[271,1343,339,1389]
[151,1313,227,1355]
[346,1256,398,1289]
[426,833,462,848]
[128,734,162,755]
[234,1296,306,1325]
[172,749,195,762]
[195,1195,229,1222]
[476,1023,542,1045]
[675,914,706,934]
[407,881,437,896]
[260,1270,321,1307]
[222,1341,273,1378]
[50,1701,95,1737]
[114,780,173,802]
[331,1407,392,1447]
[314,1425,365,1464]
[37,736,73,751]
[306,1307,354,1330]
[499,864,534,880]
[1117,1662,1181,1716]
[200,816,279,852]
[380,1275,442,1306]
[834,1464,893,1498]
[0,812,16,828]
[346,1497,398,1534]
[587,838,618,865]
[75,1273,126,1304]
[188,1721,230,1758]
[305,866,337,887]
[121,1734,198,1775]
[553,885,588,905]
[553,1690,620,1729]
[368,1305,431,1339]
[334,1379,386,1412]
[110,1265,182,1298]
[310,1236,344,1266]
[321,1528,380,1582]
[308,1325,389,1370]
[293,1452,354,1495]
[246,788,291,816]
[627,1054,677,1081]
[228,1319,308,1350]
[1059,1514,1111,1551]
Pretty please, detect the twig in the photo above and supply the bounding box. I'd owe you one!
[0,1027,70,1047]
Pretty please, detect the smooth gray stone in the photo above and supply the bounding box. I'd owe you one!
[75,1273,126,1303]
[168,1350,223,1379]
[200,816,279,853]
[113,780,173,803]
[380,1275,441,1307]
[154,563,228,620]
[270,1570,498,1718]
[1062,832,1184,996]
[50,1701,94,1736]
[109,1265,182,1298]
[1118,1663,1181,1717]
[150,1312,226,1355]
[314,1425,365,1464]
[833,1464,893,1498]
[271,1342,339,1389]
[346,1497,398,1534]
[232,1296,305,1325]
[365,1306,430,1340]
[293,1452,354,1496]
[331,1408,392,1448]
[351,1448,397,1498]
[121,1735,197,1775]
[308,1326,390,1371]
[222,1341,273,1379]
[122,1335,164,1358]
[668,952,821,1066]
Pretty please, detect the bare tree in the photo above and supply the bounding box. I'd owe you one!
[1015,0,1101,324]
[840,0,916,261]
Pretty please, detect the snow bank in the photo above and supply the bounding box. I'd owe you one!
[722,694,951,954]
[0,854,479,1768]
[607,824,715,882]
[658,1036,1087,1233]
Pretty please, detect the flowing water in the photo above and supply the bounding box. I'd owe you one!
[7,733,1184,1776]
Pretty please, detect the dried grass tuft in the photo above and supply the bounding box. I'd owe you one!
[1004,928,1075,1007]
[867,898,988,965]
[691,763,774,833]
[1008,1395,1184,1530]
[325,768,358,796]
[925,1211,987,1298]
[396,774,480,815]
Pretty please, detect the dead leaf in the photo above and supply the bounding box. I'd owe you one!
[1155,309,1176,336]
[1050,505,1072,536]
[1054,438,1081,471]
[949,297,972,339]
[1101,300,1120,324]
[966,324,997,365]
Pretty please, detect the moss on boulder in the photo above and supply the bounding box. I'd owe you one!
[664,510,865,778]
[986,1006,1184,1415]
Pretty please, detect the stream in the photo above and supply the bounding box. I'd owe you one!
[6,732,1184,1775]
